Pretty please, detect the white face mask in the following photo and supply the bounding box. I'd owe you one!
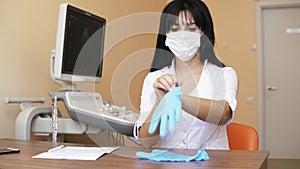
[165,31,201,62]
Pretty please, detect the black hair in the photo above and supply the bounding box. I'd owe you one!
[150,0,224,72]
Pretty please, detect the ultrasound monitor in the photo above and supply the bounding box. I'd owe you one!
[54,3,106,83]
[49,3,139,138]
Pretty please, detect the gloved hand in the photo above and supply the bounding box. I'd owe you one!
[136,149,209,162]
[148,86,182,137]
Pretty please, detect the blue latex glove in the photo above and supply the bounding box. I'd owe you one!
[136,149,209,162]
[148,86,182,137]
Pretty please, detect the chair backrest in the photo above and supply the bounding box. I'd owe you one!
[226,123,258,150]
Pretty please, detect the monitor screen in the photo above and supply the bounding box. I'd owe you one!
[54,3,106,83]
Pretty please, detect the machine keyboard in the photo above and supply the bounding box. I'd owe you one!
[67,92,139,124]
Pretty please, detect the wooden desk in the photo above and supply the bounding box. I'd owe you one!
[0,138,268,169]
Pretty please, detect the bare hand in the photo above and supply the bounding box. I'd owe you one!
[153,74,177,102]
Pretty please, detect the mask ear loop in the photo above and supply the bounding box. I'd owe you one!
[200,31,204,37]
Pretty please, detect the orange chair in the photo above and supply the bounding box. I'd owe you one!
[226,123,258,150]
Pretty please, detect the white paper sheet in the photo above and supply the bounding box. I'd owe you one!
[32,145,119,160]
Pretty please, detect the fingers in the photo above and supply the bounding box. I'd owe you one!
[148,108,162,134]
[154,74,177,92]
[168,109,176,134]
[148,98,166,135]
[175,107,182,123]
[160,110,168,137]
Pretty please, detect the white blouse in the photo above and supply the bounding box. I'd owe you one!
[134,60,238,150]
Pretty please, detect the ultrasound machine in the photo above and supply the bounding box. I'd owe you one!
[9,4,140,144]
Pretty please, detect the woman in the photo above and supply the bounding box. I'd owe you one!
[134,0,238,150]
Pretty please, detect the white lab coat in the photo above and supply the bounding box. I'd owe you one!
[134,59,238,149]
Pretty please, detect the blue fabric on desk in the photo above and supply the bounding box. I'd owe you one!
[148,87,182,137]
[136,149,209,162]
